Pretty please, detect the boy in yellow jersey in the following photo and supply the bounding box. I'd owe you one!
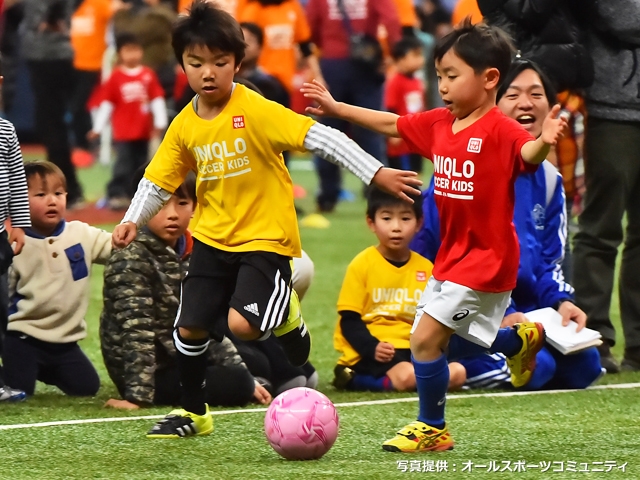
[111,0,422,439]
[333,187,434,393]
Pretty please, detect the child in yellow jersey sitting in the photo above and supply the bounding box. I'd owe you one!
[333,187,435,392]
[111,0,422,439]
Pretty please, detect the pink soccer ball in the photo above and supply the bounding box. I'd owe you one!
[264,387,339,460]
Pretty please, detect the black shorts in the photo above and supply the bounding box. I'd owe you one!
[352,348,412,378]
[176,239,293,341]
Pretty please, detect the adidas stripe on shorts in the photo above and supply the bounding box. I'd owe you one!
[174,239,292,341]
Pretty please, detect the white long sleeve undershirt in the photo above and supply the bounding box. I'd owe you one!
[122,122,385,226]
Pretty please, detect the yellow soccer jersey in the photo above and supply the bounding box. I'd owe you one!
[334,246,434,367]
[144,83,315,257]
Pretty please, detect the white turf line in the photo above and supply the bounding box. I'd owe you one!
[1,382,639,432]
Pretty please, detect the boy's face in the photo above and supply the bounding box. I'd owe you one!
[498,68,550,138]
[367,204,421,256]
[147,194,195,248]
[183,45,240,105]
[242,28,261,64]
[28,174,67,237]
[119,44,144,69]
[436,50,497,118]
[396,48,425,75]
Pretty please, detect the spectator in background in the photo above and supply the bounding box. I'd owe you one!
[306,0,401,213]
[237,22,289,107]
[4,161,111,397]
[451,0,481,26]
[89,32,167,211]
[0,55,31,401]
[21,0,84,207]
[478,0,593,93]
[572,0,640,373]
[0,0,25,117]
[70,0,123,168]
[384,36,425,173]
[113,0,177,100]
[237,0,325,103]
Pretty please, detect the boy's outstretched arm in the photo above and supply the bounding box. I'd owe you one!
[112,178,172,249]
[304,123,421,203]
[521,104,568,164]
[301,80,401,138]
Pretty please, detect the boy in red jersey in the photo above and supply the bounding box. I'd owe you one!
[89,32,168,210]
[302,19,568,452]
[385,36,426,174]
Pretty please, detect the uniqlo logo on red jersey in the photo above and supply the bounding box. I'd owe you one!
[233,116,245,129]
[416,271,427,282]
[467,138,482,153]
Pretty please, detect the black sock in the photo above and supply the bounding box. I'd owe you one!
[174,330,209,416]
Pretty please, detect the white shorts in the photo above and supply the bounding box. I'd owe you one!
[411,277,511,348]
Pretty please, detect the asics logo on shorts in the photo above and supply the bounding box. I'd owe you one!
[244,303,259,316]
[452,309,470,321]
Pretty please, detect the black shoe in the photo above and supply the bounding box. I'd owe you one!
[621,347,640,372]
[274,324,311,367]
[598,343,620,374]
[332,365,355,390]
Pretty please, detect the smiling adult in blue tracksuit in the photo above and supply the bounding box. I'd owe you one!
[411,60,603,391]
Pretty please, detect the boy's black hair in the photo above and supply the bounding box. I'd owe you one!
[24,160,67,190]
[172,0,246,67]
[391,36,424,61]
[132,164,197,204]
[115,32,142,52]
[496,58,558,107]
[434,18,514,86]
[240,22,263,48]
[366,187,423,221]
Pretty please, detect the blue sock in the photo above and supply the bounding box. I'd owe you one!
[489,327,523,358]
[447,335,490,361]
[350,374,393,391]
[413,354,448,429]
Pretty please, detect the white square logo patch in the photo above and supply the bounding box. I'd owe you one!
[467,138,482,153]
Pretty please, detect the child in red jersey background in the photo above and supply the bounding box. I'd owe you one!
[385,36,426,174]
[89,32,168,211]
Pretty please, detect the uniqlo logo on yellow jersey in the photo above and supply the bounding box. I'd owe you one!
[233,116,245,129]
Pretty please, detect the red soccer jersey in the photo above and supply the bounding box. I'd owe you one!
[398,107,536,292]
[384,72,425,156]
[98,66,165,141]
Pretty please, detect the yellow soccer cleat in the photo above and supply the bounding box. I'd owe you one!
[383,421,454,453]
[506,322,546,388]
[273,289,311,367]
[146,404,214,439]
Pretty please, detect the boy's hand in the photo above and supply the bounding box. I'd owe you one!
[104,398,140,410]
[557,301,587,332]
[87,131,100,142]
[375,342,395,363]
[541,104,568,146]
[253,383,272,405]
[302,79,341,117]
[501,312,527,328]
[8,227,25,255]
[371,168,422,203]
[112,222,137,249]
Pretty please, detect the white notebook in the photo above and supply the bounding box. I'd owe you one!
[524,307,602,355]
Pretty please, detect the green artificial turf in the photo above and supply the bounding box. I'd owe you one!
[1,156,637,479]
